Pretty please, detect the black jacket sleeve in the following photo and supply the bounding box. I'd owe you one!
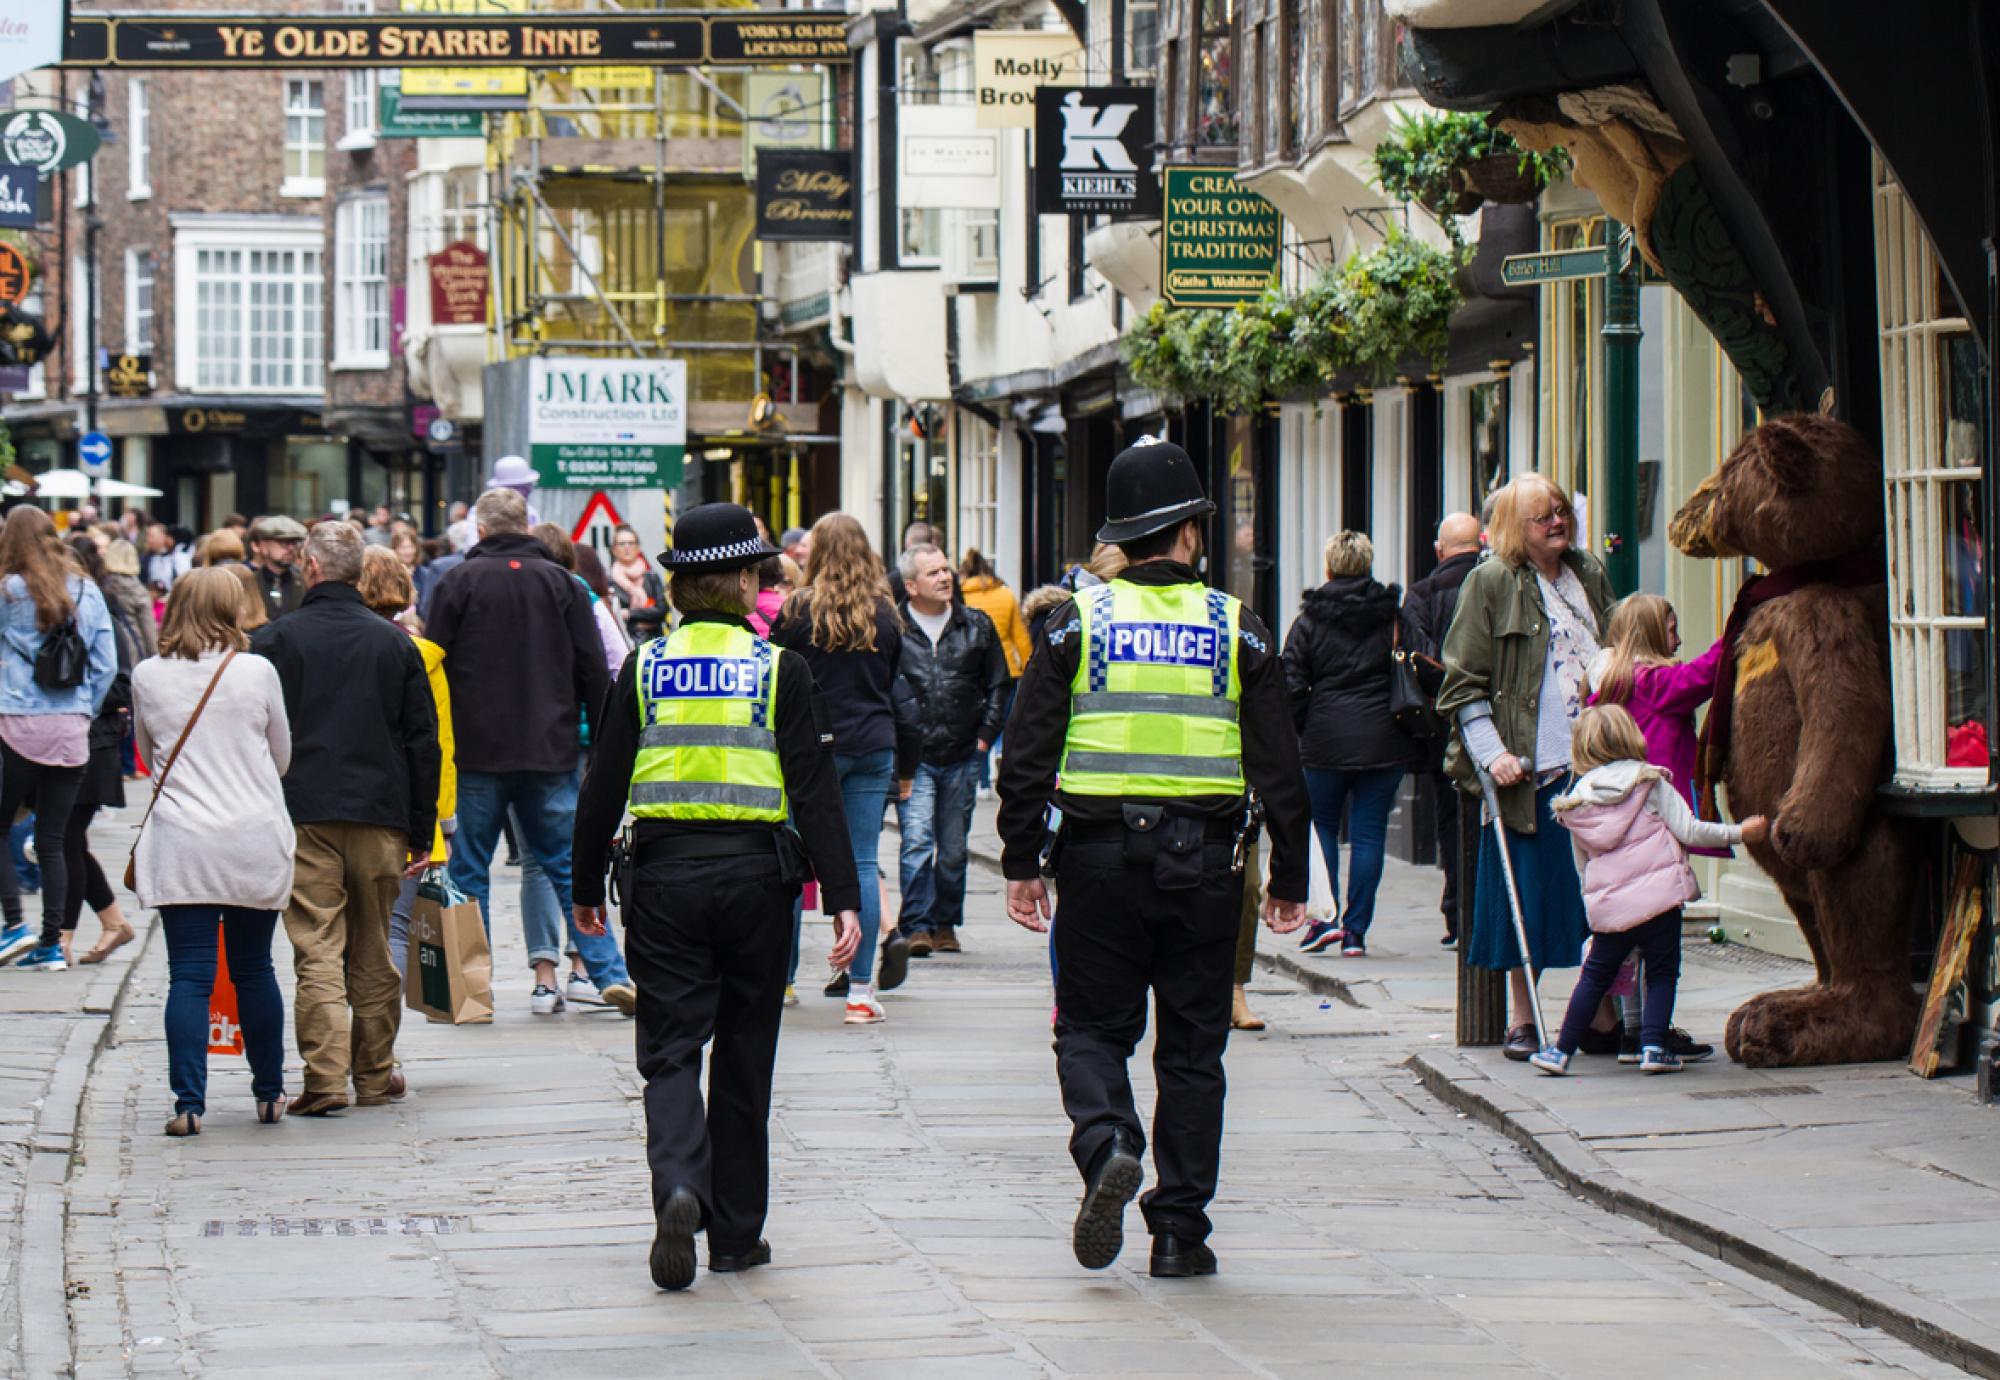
[398,638,441,853]
[995,596,1081,880]
[1280,611,1314,734]
[891,672,923,780]
[976,616,1010,746]
[1236,609,1311,903]
[775,651,861,914]
[571,654,638,908]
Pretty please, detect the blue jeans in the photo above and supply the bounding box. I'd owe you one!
[835,748,893,981]
[896,755,980,934]
[10,815,38,894]
[160,906,286,1116]
[1303,766,1405,945]
[449,769,579,968]
[519,776,632,990]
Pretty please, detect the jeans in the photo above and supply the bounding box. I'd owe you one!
[520,800,633,989]
[896,755,980,934]
[11,814,39,894]
[1556,910,1683,1053]
[160,906,285,1116]
[449,768,580,968]
[834,749,894,981]
[0,743,84,944]
[1303,766,1405,945]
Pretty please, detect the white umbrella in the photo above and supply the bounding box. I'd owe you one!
[97,477,164,498]
[26,468,91,497]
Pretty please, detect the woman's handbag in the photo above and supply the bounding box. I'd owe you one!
[123,651,237,892]
[1389,621,1442,740]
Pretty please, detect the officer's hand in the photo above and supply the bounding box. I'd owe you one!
[1489,752,1527,788]
[1006,878,1052,933]
[1262,896,1308,934]
[572,903,608,937]
[828,910,862,968]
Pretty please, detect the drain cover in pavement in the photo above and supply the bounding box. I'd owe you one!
[1685,1084,1821,1100]
[200,1215,459,1238]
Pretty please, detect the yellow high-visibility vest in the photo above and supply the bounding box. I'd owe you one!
[630,621,787,822]
[1059,579,1245,798]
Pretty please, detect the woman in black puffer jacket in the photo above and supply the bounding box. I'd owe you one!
[1280,531,1424,957]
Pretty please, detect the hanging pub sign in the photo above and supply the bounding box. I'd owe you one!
[755,149,853,243]
[1159,166,1280,308]
[1033,86,1158,219]
[0,110,102,176]
[105,353,153,398]
[0,165,38,230]
[428,241,490,325]
[62,13,848,69]
[527,358,687,489]
[972,30,1083,129]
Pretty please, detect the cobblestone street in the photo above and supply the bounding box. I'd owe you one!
[21,851,1970,1378]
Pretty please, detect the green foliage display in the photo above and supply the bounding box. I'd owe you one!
[1121,229,1465,411]
[1368,108,1569,222]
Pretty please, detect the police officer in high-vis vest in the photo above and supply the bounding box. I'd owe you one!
[572,503,861,1293]
[997,439,1312,1278]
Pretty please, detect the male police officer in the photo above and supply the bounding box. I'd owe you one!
[997,439,1312,1278]
[572,503,861,1293]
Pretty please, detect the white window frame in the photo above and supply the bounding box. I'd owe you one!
[73,157,91,210]
[955,409,1000,566]
[127,78,151,200]
[171,215,324,394]
[337,0,378,150]
[125,246,155,354]
[70,254,99,392]
[282,78,326,197]
[1874,157,1987,789]
[942,207,999,285]
[334,194,391,369]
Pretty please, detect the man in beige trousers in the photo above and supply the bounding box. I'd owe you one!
[253,522,441,1116]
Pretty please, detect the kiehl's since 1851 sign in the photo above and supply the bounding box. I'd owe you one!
[1033,86,1158,219]
[64,13,848,69]
[1159,166,1280,308]
[755,150,853,243]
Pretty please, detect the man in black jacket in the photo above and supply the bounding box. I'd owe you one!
[1400,512,1482,946]
[893,543,1007,956]
[426,486,615,1015]
[254,521,441,1117]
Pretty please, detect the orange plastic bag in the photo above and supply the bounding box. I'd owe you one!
[209,925,244,1057]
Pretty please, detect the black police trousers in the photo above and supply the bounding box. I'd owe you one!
[624,850,797,1255]
[1052,836,1240,1243]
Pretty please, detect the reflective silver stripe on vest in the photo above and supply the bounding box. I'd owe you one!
[1072,691,1239,722]
[639,724,780,752]
[630,782,785,811]
[1061,751,1241,780]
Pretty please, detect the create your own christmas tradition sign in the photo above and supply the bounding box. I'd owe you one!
[1159,167,1281,308]
[527,358,686,489]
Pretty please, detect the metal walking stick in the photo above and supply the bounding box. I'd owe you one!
[1461,712,1549,1047]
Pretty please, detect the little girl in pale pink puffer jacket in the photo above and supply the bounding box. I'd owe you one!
[1529,705,1767,1077]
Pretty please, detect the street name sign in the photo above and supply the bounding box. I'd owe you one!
[527,358,687,490]
[1499,246,1613,287]
[1160,167,1281,308]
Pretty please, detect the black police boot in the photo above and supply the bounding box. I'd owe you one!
[650,1187,701,1292]
[1072,1130,1143,1270]
[1149,1233,1218,1278]
[708,1239,772,1273]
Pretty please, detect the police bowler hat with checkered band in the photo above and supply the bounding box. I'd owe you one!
[658,503,779,574]
[1096,437,1216,544]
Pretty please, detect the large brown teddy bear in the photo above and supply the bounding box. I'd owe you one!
[1669,414,1918,1067]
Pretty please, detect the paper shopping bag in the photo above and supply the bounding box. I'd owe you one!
[405,870,494,1025]
[209,924,244,1056]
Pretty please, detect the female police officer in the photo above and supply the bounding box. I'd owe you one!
[572,502,860,1292]
[997,439,1311,1278]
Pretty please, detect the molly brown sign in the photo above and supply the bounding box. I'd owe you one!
[0,165,36,229]
[1160,166,1280,308]
[0,109,101,175]
[1033,86,1158,218]
[527,358,687,489]
[973,30,1083,129]
[755,150,853,242]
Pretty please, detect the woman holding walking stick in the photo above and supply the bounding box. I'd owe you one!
[1435,475,1613,1061]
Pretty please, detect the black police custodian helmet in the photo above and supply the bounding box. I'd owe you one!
[1095,437,1215,545]
[658,503,779,574]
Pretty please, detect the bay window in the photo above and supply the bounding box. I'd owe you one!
[174,218,323,393]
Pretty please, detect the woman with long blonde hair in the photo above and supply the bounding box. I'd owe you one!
[768,512,913,1022]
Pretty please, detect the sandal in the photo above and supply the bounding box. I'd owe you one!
[164,1112,201,1137]
[79,924,136,965]
[257,1096,287,1125]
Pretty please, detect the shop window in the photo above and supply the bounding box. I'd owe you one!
[335,195,391,368]
[1197,0,1236,147]
[125,248,154,354]
[1875,160,1990,785]
[283,79,326,196]
[180,230,323,393]
[1467,377,1507,509]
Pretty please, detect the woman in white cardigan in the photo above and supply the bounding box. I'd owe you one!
[131,568,295,1136]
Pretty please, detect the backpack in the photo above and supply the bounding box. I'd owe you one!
[33,616,88,691]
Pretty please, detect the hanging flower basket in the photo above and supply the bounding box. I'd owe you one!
[1420,183,1486,219]
[1461,153,1542,205]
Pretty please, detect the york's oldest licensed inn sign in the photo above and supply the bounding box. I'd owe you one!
[59,12,851,68]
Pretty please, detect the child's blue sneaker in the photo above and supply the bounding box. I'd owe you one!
[0,923,35,967]
[1640,1045,1683,1074]
[17,943,66,971]
[1296,919,1343,955]
[1527,1046,1570,1076]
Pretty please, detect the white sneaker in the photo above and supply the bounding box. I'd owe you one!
[530,984,565,1015]
[565,973,603,1006]
[844,991,885,1025]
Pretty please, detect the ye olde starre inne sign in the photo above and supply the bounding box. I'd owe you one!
[1160,167,1280,308]
[527,358,687,489]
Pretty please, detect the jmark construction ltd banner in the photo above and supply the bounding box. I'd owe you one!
[527,358,687,490]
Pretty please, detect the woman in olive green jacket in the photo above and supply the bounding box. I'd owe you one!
[1437,474,1615,1059]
